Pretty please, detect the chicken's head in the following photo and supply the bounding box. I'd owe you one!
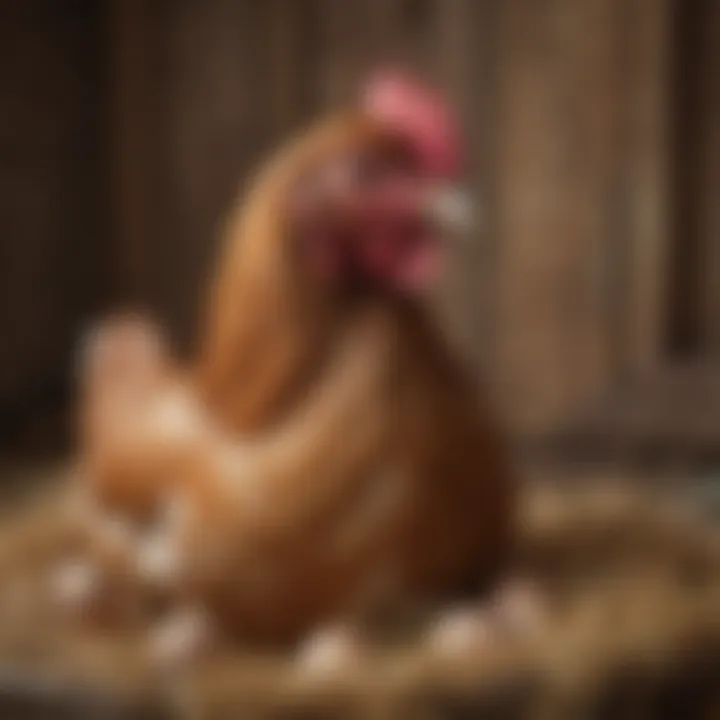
[290,72,473,295]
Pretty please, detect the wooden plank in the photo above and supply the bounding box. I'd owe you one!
[694,0,720,355]
[315,0,365,108]
[314,0,441,108]
[563,0,627,406]
[0,1,107,403]
[389,0,437,80]
[546,363,720,463]
[434,0,490,371]
[109,0,169,312]
[495,0,568,431]
[494,0,628,433]
[491,0,674,434]
[266,0,315,138]
[621,0,672,372]
[162,0,278,350]
[359,0,398,69]
[464,1,503,383]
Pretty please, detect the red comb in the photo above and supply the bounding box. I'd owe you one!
[361,71,461,178]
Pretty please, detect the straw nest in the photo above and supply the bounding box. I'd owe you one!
[0,470,716,719]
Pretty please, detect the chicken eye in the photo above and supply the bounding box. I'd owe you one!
[349,153,386,187]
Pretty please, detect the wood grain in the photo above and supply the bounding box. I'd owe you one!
[0,0,688,441]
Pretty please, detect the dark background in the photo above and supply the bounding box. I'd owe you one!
[0,0,718,465]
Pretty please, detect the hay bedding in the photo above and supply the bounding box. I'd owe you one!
[0,473,716,719]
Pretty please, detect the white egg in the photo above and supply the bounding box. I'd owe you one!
[51,559,100,611]
[296,623,364,677]
[149,607,215,666]
[426,606,494,657]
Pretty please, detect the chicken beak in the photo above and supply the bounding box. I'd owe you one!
[424,184,478,240]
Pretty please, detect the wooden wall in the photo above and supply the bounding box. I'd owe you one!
[493,0,672,431]
[671,0,720,357]
[110,0,673,434]
[0,0,693,440]
[0,0,107,408]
